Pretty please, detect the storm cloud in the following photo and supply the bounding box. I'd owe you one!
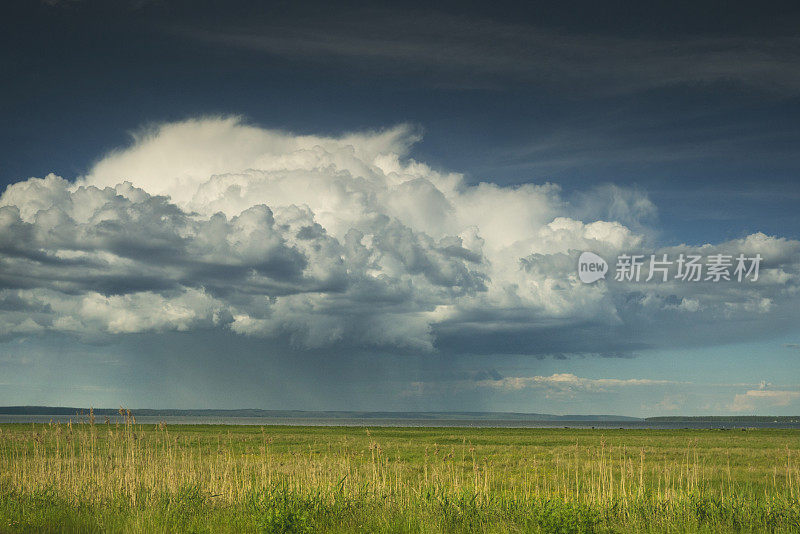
[0,117,798,359]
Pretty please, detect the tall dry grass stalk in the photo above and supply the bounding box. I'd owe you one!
[1,419,798,517]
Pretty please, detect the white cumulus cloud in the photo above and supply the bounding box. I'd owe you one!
[1,117,799,356]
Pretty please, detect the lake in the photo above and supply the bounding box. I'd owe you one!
[2,414,799,429]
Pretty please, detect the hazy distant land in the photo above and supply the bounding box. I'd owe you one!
[1,406,797,423]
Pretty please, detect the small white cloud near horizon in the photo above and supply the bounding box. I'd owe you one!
[475,373,680,392]
[730,388,800,412]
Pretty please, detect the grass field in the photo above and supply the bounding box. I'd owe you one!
[1,416,799,532]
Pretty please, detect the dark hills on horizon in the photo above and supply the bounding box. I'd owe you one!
[0,406,797,423]
[0,406,640,421]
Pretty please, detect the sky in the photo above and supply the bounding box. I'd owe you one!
[0,0,799,416]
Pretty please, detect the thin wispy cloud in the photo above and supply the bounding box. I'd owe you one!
[405,373,800,415]
[490,113,800,178]
[177,9,800,95]
[730,389,800,412]
[475,373,682,392]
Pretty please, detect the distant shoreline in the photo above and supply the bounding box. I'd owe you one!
[0,406,797,424]
[0,406,640,421]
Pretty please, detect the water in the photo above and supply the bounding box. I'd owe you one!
[1,414,799,429]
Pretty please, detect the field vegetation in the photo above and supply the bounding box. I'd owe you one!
[1,414,799,532]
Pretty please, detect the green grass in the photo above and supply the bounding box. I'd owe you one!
[1,422,798,532]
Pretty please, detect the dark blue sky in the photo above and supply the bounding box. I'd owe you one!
[1,0,799,414]
[3,0,799,244]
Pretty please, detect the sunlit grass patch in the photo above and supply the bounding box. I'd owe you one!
[1,419,798,532]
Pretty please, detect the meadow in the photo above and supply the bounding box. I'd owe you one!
[1,415,799,532]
